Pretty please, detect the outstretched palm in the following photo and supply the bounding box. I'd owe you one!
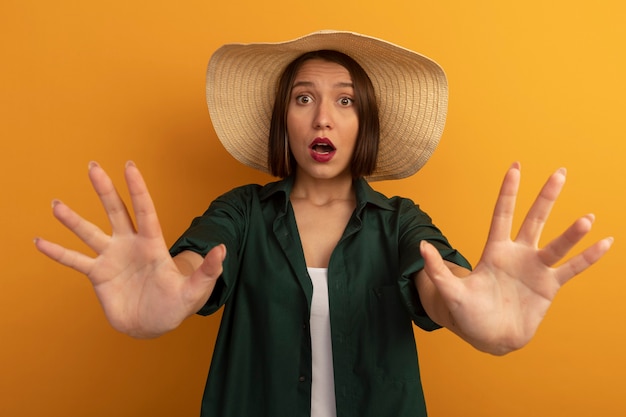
[35,162,225,338]
[420,163,612,354]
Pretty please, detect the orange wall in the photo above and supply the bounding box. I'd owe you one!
[2,1,625,416]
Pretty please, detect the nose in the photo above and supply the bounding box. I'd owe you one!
[313,100,333,130]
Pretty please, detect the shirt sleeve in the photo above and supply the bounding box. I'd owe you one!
[396,200,472,331]
[169,187,253,316]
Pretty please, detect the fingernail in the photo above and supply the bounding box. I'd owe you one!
[88,161,99,170]
[126,160,136,168]
[51,199,61,208]
[557,167,567,176]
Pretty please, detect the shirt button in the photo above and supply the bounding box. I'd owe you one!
[299,376,306,382]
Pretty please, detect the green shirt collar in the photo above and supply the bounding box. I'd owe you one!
[258,176,395,213]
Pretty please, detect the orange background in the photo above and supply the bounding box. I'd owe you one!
[2,0,625,416]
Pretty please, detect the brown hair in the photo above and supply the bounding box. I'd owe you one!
[268,50,380,178]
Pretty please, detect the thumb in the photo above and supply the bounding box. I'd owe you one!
[420,240,462,303]
[420,240,447,282]
[196,244,227,283]
[183,244,226,316]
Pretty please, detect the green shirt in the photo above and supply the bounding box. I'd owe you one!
[170,176,470,417]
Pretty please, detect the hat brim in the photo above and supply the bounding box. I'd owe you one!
[206,30,448,181]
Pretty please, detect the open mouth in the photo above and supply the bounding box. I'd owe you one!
[309,138,336,163]
[310,138,336,154]
[312,143,335,154]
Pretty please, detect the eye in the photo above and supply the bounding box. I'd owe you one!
[295,95,312,105]
[338,97,354,106]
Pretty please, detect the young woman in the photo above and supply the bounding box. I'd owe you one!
[35,31,612,417]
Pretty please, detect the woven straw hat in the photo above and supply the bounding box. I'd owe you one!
[206,30,448,181]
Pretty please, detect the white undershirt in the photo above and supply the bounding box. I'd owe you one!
[307,267,337,417]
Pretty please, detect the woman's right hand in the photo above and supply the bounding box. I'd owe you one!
[35,161,225,338]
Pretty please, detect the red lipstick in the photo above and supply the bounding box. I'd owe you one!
[309,137,336,163]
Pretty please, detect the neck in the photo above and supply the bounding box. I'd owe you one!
[290,171,355,206]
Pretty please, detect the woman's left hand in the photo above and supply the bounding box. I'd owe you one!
[417,162,613,355]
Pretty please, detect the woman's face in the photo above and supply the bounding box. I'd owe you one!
[286,59,359,182]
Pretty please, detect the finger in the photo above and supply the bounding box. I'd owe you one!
[486,163,521,243]
[539,214,594,266]
[186,245,226,300]
[554,236,613,286]
[197,244,226,281]
[34,237,95,275]
[51,199,109,253]
[420,240,463,306]
[124,161,163,239]
[88,161,136,233]
[516,168,566,246]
